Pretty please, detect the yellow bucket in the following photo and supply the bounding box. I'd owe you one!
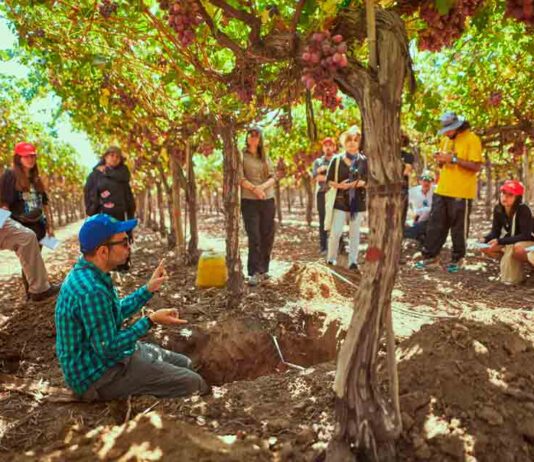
[196,251,228,288]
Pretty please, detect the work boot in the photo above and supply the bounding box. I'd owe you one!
[29,284,61,302]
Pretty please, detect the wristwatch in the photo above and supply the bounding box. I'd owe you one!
[451,155,458,165]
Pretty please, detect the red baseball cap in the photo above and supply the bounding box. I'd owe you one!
[321,137,336,145]
[14,142,37,157]
[500,180,525,196]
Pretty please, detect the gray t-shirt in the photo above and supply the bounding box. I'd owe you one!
[239,151,275,200]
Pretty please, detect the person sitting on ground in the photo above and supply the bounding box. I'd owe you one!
[404,172,435,245]
[0,142,59,300]
[0,215,60,302]
[479,180,534,284]
[55,213,208,401]
[325,125,368,271]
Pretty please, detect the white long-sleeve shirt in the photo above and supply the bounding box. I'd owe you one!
[408,185,434,222]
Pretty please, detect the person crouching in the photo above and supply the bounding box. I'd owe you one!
[479,180,534,284]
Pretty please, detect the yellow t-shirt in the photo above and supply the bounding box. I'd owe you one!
[435,130,483,200]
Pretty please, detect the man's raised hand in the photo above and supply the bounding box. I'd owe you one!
[147,259,168,293]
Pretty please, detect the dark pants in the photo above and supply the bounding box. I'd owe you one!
[241,198,276,276]
[422,194,472,262]
[81,342,208,401]
[316,191,328,252]
[404,220,428,245]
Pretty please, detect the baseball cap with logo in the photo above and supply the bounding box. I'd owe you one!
[79,214,138,253]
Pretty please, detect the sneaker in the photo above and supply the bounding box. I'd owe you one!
[327,260,336,266]
[259,273,271,281]
[247,274,259,287]
[349,263,359,271]
[414,257,440,270]
[447,259,464,273]
[29,284,61,302]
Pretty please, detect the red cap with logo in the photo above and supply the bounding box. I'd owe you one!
[500,180,525,196]
[321,137,336,145]
[14,142,37,157]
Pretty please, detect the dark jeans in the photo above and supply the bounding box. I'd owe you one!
[422,194,472,262]
[404,220,428,245]
[316,191,328,252]
[241,198,276,276]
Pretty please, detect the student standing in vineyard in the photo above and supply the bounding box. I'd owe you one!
[325,126,368,271]
[0,142,59,300]
[239,127,276,287]
[84,146,136,271]
[311,137,337,255]
[416,112,483,273]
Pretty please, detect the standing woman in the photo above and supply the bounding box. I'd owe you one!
[325,126,368,270]
[84,146,135,270]
[239,127,276,286]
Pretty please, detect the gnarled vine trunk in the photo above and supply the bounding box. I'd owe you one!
[185,141,199,265]
[327,7,412,461]
[218,121,243,307]
[169,153,185,253]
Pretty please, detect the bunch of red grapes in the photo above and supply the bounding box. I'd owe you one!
[277,113,292,133]
[488,92,503,107]
[199,143,215,157]
[417,0,484,51]
[294,151,317,179]
[98,0,118,18]
[157,0,203,46]
[505,0,534,26]
[508,140,526,158]
[300,31,348,110]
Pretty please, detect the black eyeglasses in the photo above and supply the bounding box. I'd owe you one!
[105,237,131,248]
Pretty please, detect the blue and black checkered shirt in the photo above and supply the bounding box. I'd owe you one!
[55,257,153,395]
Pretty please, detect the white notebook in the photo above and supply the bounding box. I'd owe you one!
[0,209,11,229]
[40,235,61,251]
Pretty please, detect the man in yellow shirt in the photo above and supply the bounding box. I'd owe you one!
[416,112,483,272]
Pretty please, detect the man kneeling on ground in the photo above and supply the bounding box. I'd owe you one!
[55,213,208,401]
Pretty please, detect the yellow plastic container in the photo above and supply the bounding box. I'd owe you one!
[196,251,228,288]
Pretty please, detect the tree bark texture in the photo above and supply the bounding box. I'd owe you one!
[185,142,200,265]
[302,174,313,226]
[327,8,411,461]
[484,153,493,220]
[156,181,166,237]
[219,122,244,307]
[286,186,292,213]
[169,155,185,252]
[275,179,283,224]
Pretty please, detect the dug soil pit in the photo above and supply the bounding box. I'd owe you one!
[166,314,346,386]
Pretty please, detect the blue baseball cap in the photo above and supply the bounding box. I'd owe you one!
[79,214,138,253]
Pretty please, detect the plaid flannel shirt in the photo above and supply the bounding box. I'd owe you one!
[55,257,153,395]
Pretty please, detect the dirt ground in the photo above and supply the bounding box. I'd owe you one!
[2,205,534,461]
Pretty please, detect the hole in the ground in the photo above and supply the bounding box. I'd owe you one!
[166,315,345,385]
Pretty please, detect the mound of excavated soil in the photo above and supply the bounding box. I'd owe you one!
[26,411,270,462]
[396,317,534,461]
[280,263,350,301]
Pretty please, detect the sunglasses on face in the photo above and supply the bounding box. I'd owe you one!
[105,237,131,249]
